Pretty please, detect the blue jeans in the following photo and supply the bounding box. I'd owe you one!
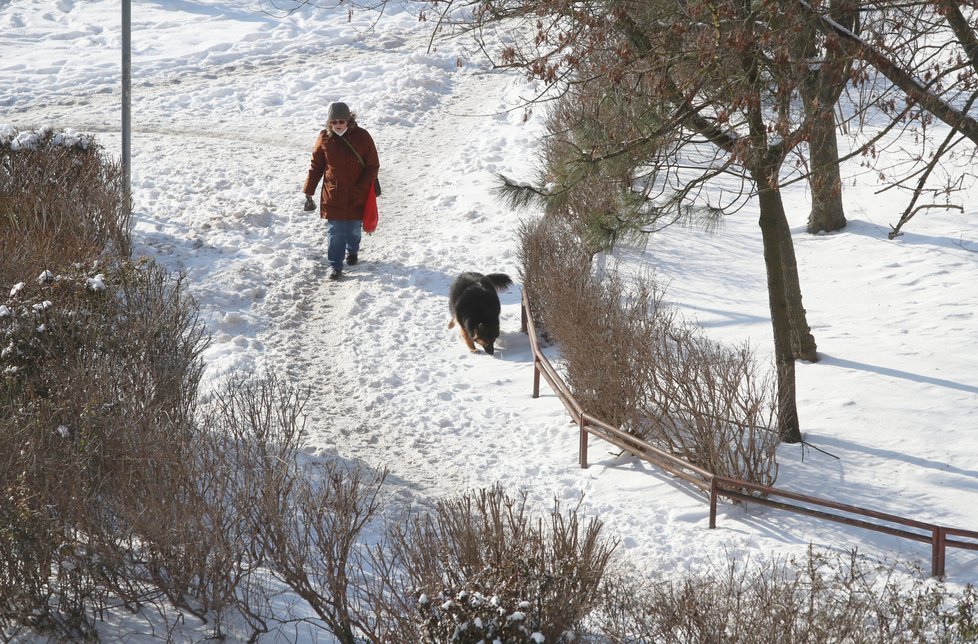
[327,219,362,270]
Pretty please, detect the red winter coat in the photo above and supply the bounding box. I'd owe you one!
[303,122,379,221]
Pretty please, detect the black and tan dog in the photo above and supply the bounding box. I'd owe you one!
[448,272,513,355]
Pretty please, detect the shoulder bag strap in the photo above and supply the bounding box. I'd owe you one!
[338,135,366,167]
[339,133,380,196]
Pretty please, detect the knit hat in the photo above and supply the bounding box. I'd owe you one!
[328,102,351,121]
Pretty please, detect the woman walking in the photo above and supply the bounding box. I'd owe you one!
[303,101,380,280]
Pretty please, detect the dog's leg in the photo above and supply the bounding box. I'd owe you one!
[459,326,478,352]
[448,317,456,329]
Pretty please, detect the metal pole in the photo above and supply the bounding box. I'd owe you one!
[122,0,131,206]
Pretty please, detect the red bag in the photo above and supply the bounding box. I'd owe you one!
[363,181,378,233]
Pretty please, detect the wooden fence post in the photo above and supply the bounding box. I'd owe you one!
[579,415,588,468]
[932,527,947,577]
[709,478,718,529]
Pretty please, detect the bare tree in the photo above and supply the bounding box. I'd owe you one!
[468,0,978,439]
[799,0,978,236]
[475,0,842,441]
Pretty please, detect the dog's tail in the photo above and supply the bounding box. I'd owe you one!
[485,273,513,291]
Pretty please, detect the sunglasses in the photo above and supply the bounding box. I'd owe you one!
[330,119,347,125]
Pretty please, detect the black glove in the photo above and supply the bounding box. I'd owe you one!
[303,195,316,212]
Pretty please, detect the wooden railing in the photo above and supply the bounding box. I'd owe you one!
[520,292,978,577]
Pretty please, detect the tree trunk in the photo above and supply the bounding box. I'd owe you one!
[779,234,819,362]
[755,173,802,443]
[806,104,847,234]
[785,274,819,362]
[794,0,853,235]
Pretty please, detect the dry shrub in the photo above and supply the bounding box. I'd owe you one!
[106,368,388,642]
[596,549,978,643]
[252,441,388,644]
[0,255,437,642]
[636,325,780,483]
[518,215,779,485]
[0,126,131,281]
[518,216,647,429]
[381,485,617,642]
[194,374,385,642]
[0,264,315,641]
[0,259,209,638]
[0,129,281,638]
[0,261,381,641]
[203,371,391,642]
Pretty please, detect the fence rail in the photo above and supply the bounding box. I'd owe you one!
[520,292,978,577]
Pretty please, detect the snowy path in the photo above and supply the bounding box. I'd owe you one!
[259,69,572,505]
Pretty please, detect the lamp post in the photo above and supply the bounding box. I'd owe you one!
[122,0,131,206]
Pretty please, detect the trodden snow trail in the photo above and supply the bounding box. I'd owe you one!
[260,68,565,508]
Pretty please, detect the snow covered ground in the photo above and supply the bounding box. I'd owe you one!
[3,0,978,638]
